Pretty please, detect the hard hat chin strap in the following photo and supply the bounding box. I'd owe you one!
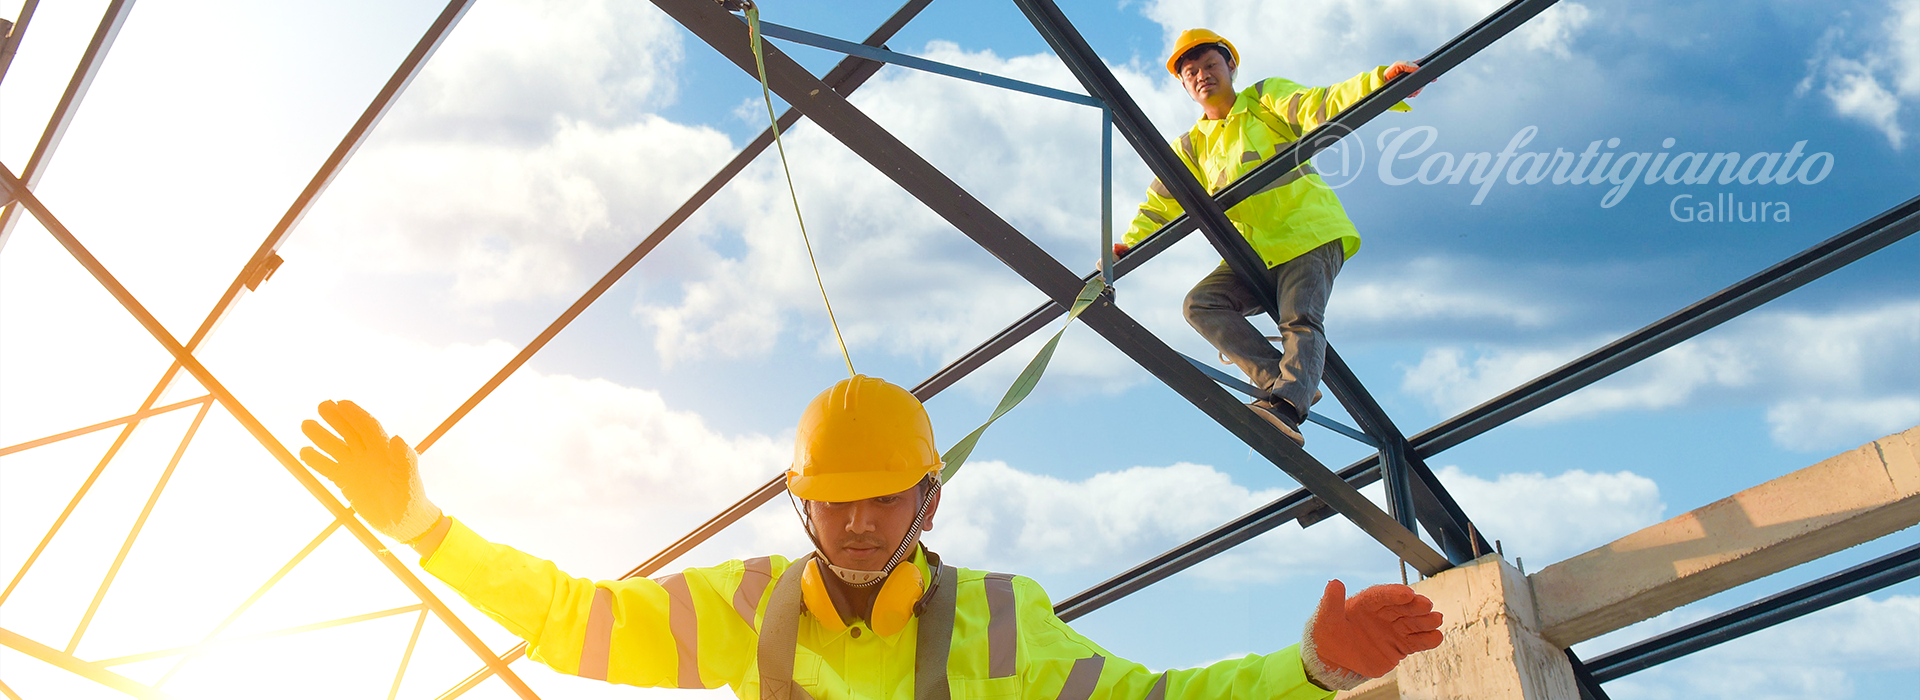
[794,477,941,588]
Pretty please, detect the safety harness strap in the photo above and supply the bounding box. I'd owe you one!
[759,553,959,700]
[914,562,958,700]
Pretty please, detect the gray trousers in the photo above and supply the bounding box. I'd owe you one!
[1182,240,1344,422]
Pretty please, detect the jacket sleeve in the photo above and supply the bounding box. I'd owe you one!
[1255,70,1411,136]
[421,518,771,690]
[1012,577,1334,700]
[1121,136,1207,248]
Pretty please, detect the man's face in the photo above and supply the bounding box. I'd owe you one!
[806,481,939,572]
[1177,47,1234,106]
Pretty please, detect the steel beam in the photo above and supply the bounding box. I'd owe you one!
[0,0,39,85]
[6,1,483,607]
[0,0,135,255]
[1585,542,1920,682]
[756,20,1100,106]
[1565,649,1614,700]
[418,0,933,453]
[1324,348,1489,563]
[0,626,174,700]
[655,0,1449,575]
[0,394,209,457]
[2,164,542,700]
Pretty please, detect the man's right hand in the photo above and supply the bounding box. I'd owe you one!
[1383,61,1430,98]
[1096,242,1131,270]
[300,400,443,544]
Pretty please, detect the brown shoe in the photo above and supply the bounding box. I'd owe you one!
[1248,399,1305,447]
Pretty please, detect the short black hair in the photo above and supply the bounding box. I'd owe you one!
[1175,43,1234,73]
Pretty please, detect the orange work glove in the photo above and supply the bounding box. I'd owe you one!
[1299,580,1444,690]
[1383,61,1430,98]
[1112,242,1131,257]
[299,400,442,543]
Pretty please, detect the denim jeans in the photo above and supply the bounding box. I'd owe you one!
[1181,240,1344,422]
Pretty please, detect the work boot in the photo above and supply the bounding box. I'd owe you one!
[1248,398,1305,447]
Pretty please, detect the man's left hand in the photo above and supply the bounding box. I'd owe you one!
[1384,61,1430,98]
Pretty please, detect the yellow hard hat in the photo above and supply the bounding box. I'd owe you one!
[787,375,942,503]
[1165,28,1239,76]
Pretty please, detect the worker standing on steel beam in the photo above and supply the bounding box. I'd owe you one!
[1115,30,1426,446]
[298,379,1442,697]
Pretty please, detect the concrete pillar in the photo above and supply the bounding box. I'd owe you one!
[1340,554,1577,700]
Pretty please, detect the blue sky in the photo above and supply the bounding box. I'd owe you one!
[0,0,1915,698]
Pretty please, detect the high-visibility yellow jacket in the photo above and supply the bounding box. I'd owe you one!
[425,518,1334,700]
[1123,69,1411,268]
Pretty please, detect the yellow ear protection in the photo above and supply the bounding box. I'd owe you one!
[795,477,943,637]
[800,553,931,637]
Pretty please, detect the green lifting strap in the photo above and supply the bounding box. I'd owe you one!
[758,553,960,700]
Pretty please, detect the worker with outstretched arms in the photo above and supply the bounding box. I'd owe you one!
[1116,30,1426,446]
[299,376,1443,698]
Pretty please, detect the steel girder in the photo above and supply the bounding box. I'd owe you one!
[1,163,544,699]
[0,0,135,254]
[0,2,545,696]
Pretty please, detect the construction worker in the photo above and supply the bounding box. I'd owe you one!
[299,376,1443,698]
[1114,30,1428,446]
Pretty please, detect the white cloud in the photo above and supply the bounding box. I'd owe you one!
[1518,3,1595,59]
[1428,465,1663,564]
[1799,4,1920,149]
[379,0,684,140]
[304,114,736,307]
[1399,299,1920,452]
[1765,396,1920,452]
[1895,0,1920,98]
[1822,58,1906,149]
[1329,256,1558,329]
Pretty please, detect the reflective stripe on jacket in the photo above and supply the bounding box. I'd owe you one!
[1123,69,1412,268]
[424,518,1334,700]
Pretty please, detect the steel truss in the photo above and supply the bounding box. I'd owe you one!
[0,0,1913,698]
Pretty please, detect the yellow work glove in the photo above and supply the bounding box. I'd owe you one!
[299,400,442,543]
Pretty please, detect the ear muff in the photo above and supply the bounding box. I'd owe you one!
[801,559,848,633]
[800,557,928,637]
[868,563,925,637]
